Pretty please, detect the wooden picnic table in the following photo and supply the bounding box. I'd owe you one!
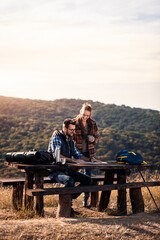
[6,160,155,217]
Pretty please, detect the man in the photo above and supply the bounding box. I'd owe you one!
[48,119,92,201]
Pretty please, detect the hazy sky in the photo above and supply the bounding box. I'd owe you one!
[0,0,160,111]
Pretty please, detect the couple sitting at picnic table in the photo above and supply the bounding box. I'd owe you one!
[48,103,101,208]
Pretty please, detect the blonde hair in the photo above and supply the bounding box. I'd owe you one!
[81,103,92,113]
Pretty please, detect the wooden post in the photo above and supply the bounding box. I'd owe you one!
[24,171,34,211]
[129,188,144,214]
[35,172,44,217]
[90,180,99,207]
[56,194,72,217]
[98,170,114,211]
[12,182,24,210]
[117,170,127,215]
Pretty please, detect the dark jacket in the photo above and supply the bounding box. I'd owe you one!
[48,130,74,158]
[72,117,99,158]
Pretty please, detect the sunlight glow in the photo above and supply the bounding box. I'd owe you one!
[0,0,160,110]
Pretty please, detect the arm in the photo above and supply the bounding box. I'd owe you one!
[88,121,99,144]
[90,157,102,163]
[93,122,99,144]
[72,142,90,162]
[60,154,78,163]
[49,134,61,158]
[59,154,86,163]
[81,155,90,162]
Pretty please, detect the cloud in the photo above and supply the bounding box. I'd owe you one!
[1,0,160,23]
[0,0,160,110]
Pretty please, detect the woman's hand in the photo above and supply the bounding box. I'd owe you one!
[88,135,95,142]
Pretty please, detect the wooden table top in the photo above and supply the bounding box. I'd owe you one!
[8,161,151,171]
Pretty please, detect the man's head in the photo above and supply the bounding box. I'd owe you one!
[63,119,76,137]
[80,103,92,122]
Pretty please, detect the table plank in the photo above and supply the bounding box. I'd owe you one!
[13,162,152,171]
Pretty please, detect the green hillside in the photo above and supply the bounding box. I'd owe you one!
[0,96,159,177]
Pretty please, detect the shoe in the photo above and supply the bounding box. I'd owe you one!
[83,201,90,208]
[71,208,80,217]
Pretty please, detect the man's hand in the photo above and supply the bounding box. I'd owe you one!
[90,157,102,163]
[63,156,86,164]
[60,155,77,163]
[81,155,90,162]
[76,159,86,163]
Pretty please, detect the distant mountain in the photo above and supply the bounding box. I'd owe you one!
[0,96,159,177]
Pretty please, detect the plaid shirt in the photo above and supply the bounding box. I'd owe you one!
[48,131,82,159]
[72,117,99,158]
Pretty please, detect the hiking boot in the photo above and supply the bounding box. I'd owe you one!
[71,208,80,217]
[83,200,90,208]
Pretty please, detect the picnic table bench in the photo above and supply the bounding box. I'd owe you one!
[3,161,160,217]
[0,176,105,211]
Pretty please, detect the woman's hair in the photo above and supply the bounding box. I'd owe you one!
[78,103,92,135]
[81,103,92,113]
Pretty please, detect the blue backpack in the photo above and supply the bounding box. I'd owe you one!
[116,150,144,165]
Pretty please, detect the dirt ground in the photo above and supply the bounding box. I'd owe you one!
[0,184,160,239]
[0,206,160,240]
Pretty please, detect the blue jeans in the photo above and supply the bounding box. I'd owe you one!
[83,169,91,201]
[83,152,92,202]
[48,170,92,199]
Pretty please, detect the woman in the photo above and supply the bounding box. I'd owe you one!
[72,103,99,207]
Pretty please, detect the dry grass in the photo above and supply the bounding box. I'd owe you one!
[0,172,160,240]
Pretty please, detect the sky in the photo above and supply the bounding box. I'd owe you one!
[0,0,160,111]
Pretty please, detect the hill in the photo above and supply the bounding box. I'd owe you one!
[0,96,160,177]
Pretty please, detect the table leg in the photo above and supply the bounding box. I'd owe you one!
[24,171,34,211]
[12,182,24,210]
[35,172,44,217]
[129,188,144,213]
[98,170,114,211]
[91,180,99,207]
[117,170,127,215]
[56,194,72,217]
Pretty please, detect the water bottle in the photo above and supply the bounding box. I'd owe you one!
[55,146,61,164]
